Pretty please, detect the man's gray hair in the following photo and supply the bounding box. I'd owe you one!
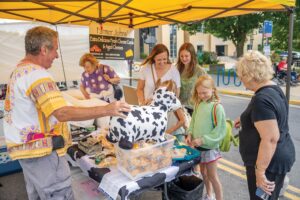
[25,26,58,55]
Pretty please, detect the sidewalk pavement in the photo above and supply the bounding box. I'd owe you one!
[218,84,300,106]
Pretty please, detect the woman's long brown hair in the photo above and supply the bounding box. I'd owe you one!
[141,44,171,66]
[176,42,198,78]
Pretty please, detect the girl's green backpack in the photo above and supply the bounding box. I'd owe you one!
[211,103,239,152]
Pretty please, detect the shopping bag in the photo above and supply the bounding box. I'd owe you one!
[164,175,204,200]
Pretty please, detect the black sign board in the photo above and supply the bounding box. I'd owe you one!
[89,34,134,60]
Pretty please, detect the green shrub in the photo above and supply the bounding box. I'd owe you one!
[271,52,280,63]
[197,51,219,65]
[140,53,148,59]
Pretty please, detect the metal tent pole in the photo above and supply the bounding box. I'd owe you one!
[55,25,68,88]
[129,60,133,86]
[286,7,295,103]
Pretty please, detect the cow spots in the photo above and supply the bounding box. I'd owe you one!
[131,110,144,123]
[160,127,166,136]
[151,127,158,137]
[152,121,158,126]
[152,112,161,120]
[163,93,170,99]
[117,118,126,128]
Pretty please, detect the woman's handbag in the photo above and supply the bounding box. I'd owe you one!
[112,84,123,100]
[101,64,123,101]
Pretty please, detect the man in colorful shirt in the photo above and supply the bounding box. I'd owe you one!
[3,26,130,200]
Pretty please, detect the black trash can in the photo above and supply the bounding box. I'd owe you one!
[164,175,204,200]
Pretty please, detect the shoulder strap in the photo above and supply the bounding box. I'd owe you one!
[211,103,218,128]
[150,64,157,89]
[99,64,107,73]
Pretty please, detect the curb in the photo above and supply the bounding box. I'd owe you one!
[219,89,300,106]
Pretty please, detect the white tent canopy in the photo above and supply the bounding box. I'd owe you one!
[0,21,130,84]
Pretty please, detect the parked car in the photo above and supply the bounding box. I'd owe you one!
[279,51,300,61]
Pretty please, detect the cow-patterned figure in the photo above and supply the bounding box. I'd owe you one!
[106,85,181,149]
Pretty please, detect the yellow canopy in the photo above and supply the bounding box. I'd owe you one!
[0,0,296,28]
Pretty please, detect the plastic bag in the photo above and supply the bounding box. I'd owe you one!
[164,175,204,200]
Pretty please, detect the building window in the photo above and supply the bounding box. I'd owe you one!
[197,45,203,54]
[258,44,263,51]
[148,28,156,52]
[197,23,205,33]
[139,27,156,58]
[247,44,253,50]
[170,25,177,58]
[216,45,225,56]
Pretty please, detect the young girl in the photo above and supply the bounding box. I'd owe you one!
[186,75,226,200]
[155,79,186,144]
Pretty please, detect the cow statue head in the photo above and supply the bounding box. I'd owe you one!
[150,87,181,112]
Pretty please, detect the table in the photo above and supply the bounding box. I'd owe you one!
[67,145,201,200]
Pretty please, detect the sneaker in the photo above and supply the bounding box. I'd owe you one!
[202,194,216,200]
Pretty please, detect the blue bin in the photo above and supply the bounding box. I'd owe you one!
[172,145,200,162]
[0,147,22,176]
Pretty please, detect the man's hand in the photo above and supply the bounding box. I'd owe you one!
[106,101,131,118]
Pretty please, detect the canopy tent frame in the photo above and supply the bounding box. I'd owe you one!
[286,7,295,103]
[0,0,290,27]
[0,0,296,102]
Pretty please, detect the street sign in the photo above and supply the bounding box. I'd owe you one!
[263,20,273,38]
[264,45,271,56]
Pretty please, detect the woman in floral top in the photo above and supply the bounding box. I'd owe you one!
[79,53,120,101]
[177,43,206,115]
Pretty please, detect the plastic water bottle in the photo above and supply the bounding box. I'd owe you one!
[256,187,270,200]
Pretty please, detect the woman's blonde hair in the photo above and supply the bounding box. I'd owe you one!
[141,44,171,66]
[79,53,98,67]
[236,51,274,83]
[192,74,219,106]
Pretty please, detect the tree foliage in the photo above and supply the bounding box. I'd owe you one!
[181,14,265,57]
[292,0,300,51]
[266,12,289,50]
[180,1,300,56]
[267,0,300,51]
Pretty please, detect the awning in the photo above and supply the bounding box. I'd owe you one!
[0,0,296,29]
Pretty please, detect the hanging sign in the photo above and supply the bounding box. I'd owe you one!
[89,22,134,60]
